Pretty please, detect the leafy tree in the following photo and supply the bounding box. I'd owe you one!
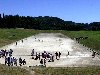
[0,13,100,31]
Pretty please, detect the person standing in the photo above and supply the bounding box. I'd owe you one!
[22,59,26,65]
[5,57,8,65]
[44,58,46,67]
[31,49,34,56]
[19,57,22,66]
[58,52,61,58]
[68,51,69,55]
[52,55,54,62]
[14,58,18,66]
[22,40,23,43]
[55,52,58,60]
[11,57,14,66]
[16,42,17,45]
[38,53,41,60]
[7,56,11,66]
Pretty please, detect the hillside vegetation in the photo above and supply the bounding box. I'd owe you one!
[1,13,100,30]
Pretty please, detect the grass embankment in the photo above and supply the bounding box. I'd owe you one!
[0,29,40,47]
[61,31,100,53]
[33,67,100,75]
[0,64,29,75]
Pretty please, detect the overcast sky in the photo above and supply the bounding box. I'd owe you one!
[0,0,100,23]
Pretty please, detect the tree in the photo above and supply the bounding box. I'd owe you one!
[0,13,100,31]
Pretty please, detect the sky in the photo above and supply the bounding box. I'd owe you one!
[0,0,100,23]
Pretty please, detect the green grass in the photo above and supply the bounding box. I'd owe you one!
[33,67,100,75]
[0,64,29,75]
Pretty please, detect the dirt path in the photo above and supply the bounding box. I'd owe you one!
[0,33,100,67]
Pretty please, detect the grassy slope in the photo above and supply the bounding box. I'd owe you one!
[0,29,40,47]
[33,67,100,75]
[0,64,29,75]
[0,29,100,75]
[61,31,100,53]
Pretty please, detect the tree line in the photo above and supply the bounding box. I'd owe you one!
[0,13,100,30]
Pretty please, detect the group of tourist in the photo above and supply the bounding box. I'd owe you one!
[5,56,26,66]
[0,49,13,58]
[0,48,26,66]
[19,57,26,66]
[5,56,18,66]
[31,49,62,66]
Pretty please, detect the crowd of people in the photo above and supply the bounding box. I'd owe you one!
[0,48,62,67]
[0,48,26,66]
[19,57,26,66]
[31,49,62,66]
[5,56,18,66]
[0,49,13,58]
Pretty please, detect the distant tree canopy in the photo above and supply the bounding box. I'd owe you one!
[0,13,100,31]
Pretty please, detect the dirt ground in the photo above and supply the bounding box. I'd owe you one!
[0,33,100,67]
